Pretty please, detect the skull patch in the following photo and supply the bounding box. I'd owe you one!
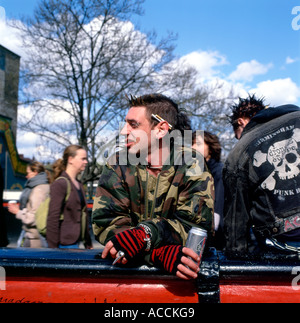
[253,128,300,191]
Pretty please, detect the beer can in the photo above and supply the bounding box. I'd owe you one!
[186,227,207,265]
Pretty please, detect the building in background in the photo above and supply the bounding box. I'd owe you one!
[0,45,19,137]
[0,45,28,198]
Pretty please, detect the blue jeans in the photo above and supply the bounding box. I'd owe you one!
[59,243,80,249]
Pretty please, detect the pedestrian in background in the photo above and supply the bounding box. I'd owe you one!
[46,145,93,249]
[192,131,225,249]
[8,161,50,248]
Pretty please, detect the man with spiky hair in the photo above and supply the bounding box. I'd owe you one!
[92,94,214,280]
[229,94,266,140]
[224,94,300,258]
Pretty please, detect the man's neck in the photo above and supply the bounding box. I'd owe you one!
[146,143,170,175]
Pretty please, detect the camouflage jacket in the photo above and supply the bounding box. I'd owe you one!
[92,147,214,250]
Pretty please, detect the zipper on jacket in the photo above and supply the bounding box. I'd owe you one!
[144,171,161,220]
[150,173,161,220]
[144,171,149,220]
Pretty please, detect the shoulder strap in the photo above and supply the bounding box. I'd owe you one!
[55,177,72,202]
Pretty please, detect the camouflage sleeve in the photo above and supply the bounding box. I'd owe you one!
[175,166,215,234]
[142,162,215,249]
[92,163,133,245]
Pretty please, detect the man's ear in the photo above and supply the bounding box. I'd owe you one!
[155,122,170,139]
[237,117,249,128]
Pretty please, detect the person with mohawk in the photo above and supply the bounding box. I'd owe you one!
[224,94,300,258]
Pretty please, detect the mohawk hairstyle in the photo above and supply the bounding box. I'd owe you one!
[126,93,191,134]
[229,94,266,130]
[126,94,179,112]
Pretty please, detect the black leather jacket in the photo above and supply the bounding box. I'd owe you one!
[223,105,300,255]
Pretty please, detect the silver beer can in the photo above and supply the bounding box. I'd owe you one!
[186,227,207,265]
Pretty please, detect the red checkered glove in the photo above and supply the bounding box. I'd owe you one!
[150,245,184,275]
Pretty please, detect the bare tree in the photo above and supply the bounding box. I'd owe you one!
[14,0,181,182]
[13,0,235,181]
[175,80,238,157]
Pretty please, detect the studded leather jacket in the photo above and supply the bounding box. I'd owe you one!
[223,105,300,256]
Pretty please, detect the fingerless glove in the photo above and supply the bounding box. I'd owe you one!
[150,245,184,275]
[110,227,149,260]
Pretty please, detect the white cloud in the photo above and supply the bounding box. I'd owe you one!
[18,101,74,126]
[2,14,299,160]
[16,130,39,158]
[17,131,64,161]
[176,50,228,80]
[229,60,273,82]
[0,20,23,57]
[250,78,300,106]
[286,56,299,64]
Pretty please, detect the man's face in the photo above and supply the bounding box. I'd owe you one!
[234,125,244,140]
[234,117,251,140]
[120,107,153,157]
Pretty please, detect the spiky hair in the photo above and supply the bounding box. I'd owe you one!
[229,94,266,130]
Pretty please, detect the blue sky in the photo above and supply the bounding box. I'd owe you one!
[1,0,300,106]
[140,0,300,92]
[0,0,300,158]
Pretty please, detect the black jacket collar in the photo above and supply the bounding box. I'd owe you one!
[242,104,300,137]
